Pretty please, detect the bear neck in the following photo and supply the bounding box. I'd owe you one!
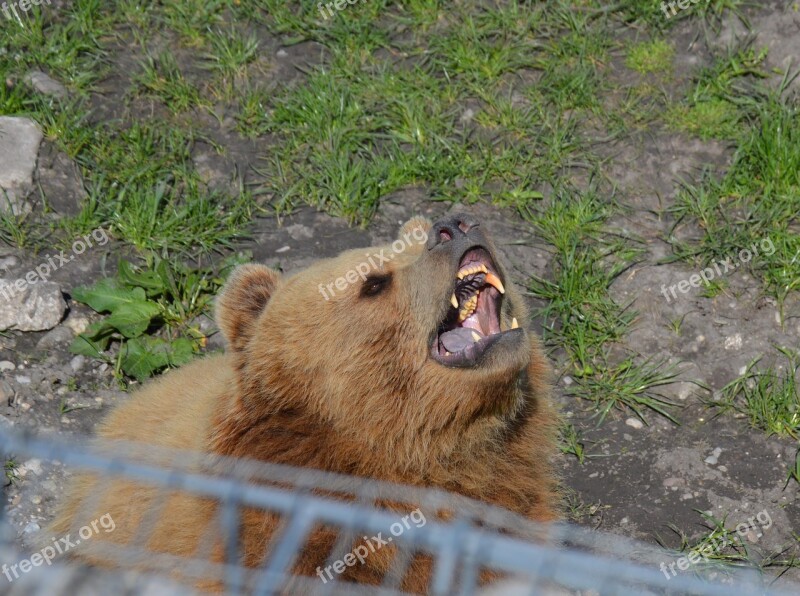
[208,371,540,489]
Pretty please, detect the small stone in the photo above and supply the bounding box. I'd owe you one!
[0,360,15,372]
[0,380,12,402]
[724,334,743,350]
[0,256,18,271]
[24,70,68,98]
[562,375,573,386]
[718,465,728,472]
[705,447,722,465]
[23,522,40,534]
[459,108,476,123]
[64,315,90,336]
[276,49,288,57]
[70,355,86,373]
[23,459,42,475]
[625,417,643,429]
[98,363,108,373]
[31,495,41,505]
[0,116,42,214]
[0,280,66,331]
[286,224,314,240]
[275,245,291,253]
[15,375,31,385]
[36,325,74,350]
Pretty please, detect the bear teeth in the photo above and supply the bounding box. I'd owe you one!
[484,272,505,294]
[457,293,478,322]
[456,264,487,280]
[455,264,505,294]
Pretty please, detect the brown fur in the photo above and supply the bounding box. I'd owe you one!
[50,216,559,593]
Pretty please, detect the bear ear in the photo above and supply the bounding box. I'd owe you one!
[216,264,281,352]
[399,216,432,244]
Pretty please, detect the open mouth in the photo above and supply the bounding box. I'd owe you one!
[431,247,520,367]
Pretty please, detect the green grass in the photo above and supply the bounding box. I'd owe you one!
[659,509,800,579]
[135,51,202,114]
[626,39,674,75]
[669,86,800,312]
[526,188,680,424]
[559,421,587,463]
[713,348,800,439]
[4,459,19,486]
[0,0,778,429]
[665,45,768,141]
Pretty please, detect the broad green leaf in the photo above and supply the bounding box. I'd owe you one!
[73,279,150,314]
[69,329,113,358]
[104,301,161,338]
[117,260,165,295]
[121,336,197,381]
[168,338,195,366]
[121,338,170,381]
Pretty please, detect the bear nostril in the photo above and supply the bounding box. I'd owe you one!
[439,230,452,243]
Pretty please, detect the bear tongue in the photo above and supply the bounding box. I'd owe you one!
[439,327,481,353]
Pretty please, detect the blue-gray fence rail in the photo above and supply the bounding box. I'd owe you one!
[0,427,794,596]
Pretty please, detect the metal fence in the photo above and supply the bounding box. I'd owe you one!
[0,426,795,596]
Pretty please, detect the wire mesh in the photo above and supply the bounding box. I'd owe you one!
[0,426,796,596]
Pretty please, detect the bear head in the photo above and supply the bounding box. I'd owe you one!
[215,214,547,470]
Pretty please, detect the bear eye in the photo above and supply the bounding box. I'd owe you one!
[360,274,392,298]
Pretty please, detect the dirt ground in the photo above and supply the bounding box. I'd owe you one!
[1,0,800,592]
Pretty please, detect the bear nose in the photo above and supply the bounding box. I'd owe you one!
[426,213,479,250]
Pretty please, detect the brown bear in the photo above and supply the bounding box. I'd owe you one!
[50,213,559,593]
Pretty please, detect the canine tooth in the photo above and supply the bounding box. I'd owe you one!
[471,331,481,342]
[450,293,458,308]
[485,272,505,294]
[511,317,519,329]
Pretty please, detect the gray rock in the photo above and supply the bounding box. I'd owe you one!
[24,70,68,98]
[0,380,13,403]
[286,223,314,240]
[36,325,75,350]
[0,116,43,214]
[0,255,19,272]
[70,354,86,373]
[0,360,15,372]
[22,521,40,534]
[0,279,66,331]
